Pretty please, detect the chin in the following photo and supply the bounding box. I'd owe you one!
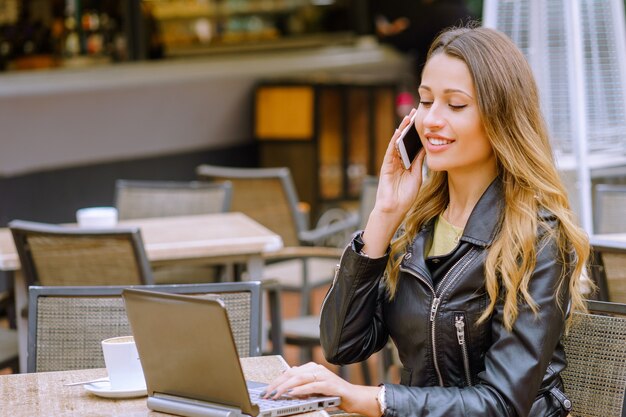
[425,160,449,172]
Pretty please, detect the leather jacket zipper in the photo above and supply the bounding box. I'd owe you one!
[431,249,477,385]
[455,313,473,386]
[402,248,477,386]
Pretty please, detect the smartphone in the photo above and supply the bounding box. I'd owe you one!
[395,113,423,169]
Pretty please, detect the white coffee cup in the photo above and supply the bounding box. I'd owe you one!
[101,336,145,390]
[76,207,118,228]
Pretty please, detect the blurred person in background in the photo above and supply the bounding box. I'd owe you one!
[373,0,476,119]
[141,1,163,60]
[260,25,589,417]
[373,0,475,76]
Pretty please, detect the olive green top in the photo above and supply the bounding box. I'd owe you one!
[428,213,464,257]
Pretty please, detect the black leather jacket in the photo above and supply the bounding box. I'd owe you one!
[320,179,573,417]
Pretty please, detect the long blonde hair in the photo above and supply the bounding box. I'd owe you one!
[385,27,590,330]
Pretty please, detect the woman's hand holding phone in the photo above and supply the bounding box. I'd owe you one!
[379,109,425,212]
[361,109,426,257]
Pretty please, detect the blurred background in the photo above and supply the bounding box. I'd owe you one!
[0,0,485,225]
[0,0,624,245]
[0,0,625,380]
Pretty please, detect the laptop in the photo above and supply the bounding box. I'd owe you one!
[122,288,341,417]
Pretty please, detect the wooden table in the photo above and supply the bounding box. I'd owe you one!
[0,213,283,372]
[0,356,331,417]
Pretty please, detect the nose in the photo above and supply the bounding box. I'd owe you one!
[422,103,445,130]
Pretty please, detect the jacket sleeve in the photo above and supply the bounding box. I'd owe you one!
[320,239,390,364]
[383,232,571,417]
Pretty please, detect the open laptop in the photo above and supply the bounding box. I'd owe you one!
[122,288,341,417]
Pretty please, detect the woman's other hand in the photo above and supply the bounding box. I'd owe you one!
[261,362,381,417]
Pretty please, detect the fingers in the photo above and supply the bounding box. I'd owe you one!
[281,366,343,398]
[383,109,417,167]
[383,128,402,169]
[261,362,329,399]
[396,108,417,134]
[390,108,417,145]
[286,380,326,398]
[260,362,313,397]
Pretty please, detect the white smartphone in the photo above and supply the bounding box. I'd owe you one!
[395,113,423,169]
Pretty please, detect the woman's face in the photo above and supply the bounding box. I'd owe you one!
[416,53,496,176]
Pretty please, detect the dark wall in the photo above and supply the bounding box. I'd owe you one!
[0,143,258,226]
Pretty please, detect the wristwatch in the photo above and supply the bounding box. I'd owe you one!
[376,385,387,416]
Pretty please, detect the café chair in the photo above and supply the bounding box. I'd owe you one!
[0,293,18,372]
[262,279,285,356]
[114,179,233,284]
[0,328,18,373]
[195,164,356,316]
[115,179,232,220]
[0,281,18,373]
[263,284,372,385]
[27,281,262,373]
[593,184,626,234]
[261,178,379,382]
[313,175,378,247]
[284,176,378,375]
[196,166,379,378]
[561,300,626,417]
[589,238,626,303]
[9,220,154,288]
[284,315,373,385]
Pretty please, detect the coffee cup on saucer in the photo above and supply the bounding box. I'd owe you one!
[101,336,145,391]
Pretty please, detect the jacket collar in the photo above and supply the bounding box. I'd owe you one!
[458,176,504,248]
[402,177,504,278]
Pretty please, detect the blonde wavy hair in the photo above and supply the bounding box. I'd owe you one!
[385,27,590,330]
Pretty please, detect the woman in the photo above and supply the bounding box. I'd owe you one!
[262,26,590,417]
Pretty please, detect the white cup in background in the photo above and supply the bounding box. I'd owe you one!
[101,336,145,390]
[76,207,118,228]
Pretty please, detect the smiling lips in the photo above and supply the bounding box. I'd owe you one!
[426,134,454,146]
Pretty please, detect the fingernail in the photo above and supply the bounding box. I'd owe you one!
[259,391,266,397]
[286,389,293,394]
[269,390,277,397]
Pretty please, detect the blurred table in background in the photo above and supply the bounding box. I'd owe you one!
[0,212,283,372]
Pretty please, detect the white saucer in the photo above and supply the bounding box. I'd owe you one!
[84,380,147,399]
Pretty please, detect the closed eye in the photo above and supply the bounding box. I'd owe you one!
[450,104,467,110]
[419,101,433,108]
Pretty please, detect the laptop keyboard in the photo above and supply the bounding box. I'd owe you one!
[248,387,310,410]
